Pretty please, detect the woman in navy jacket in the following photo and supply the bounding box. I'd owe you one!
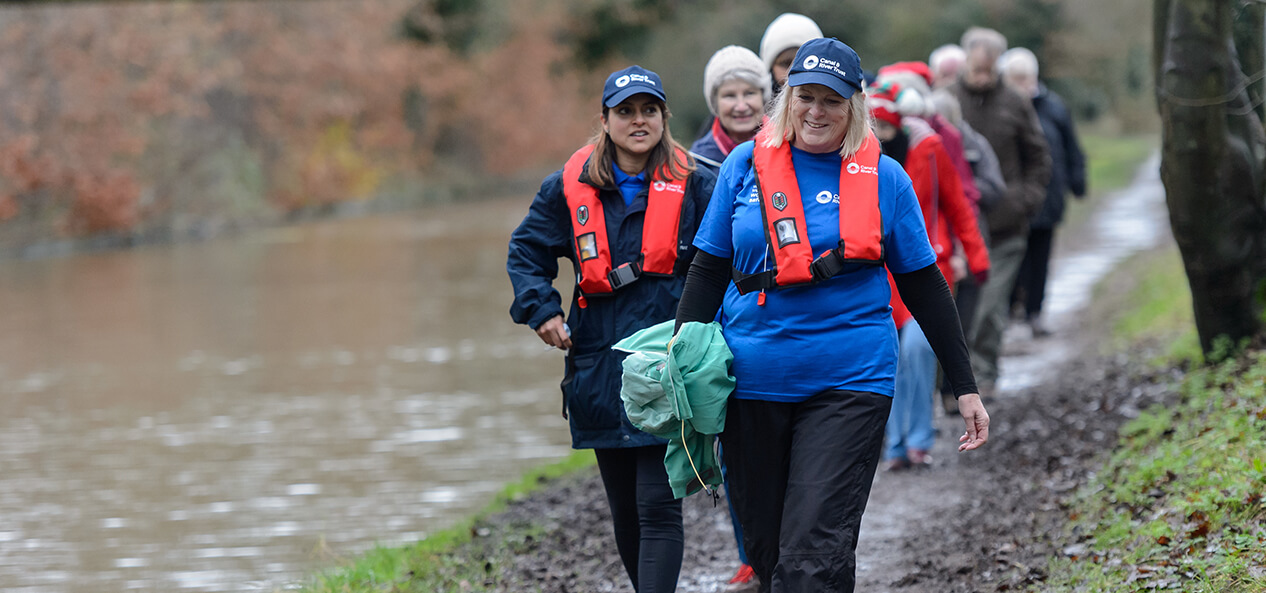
[507,65,715,592]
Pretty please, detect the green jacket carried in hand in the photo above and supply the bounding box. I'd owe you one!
[614,320,734,498]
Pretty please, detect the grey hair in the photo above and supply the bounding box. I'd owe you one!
[711,70,774,111]
[960,27,1007,60]
[763,86,871,158]
[929,44,966,74]
[998,47,1039,78]
[928,89,964,127]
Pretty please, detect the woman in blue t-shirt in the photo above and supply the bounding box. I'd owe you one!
[674,38,990,592]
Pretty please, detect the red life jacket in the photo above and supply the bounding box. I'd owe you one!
[562,144,689,300]
[736,130,884,295]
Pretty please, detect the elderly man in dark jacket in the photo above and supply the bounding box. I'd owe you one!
[949,27,1051,393]
[1001,47,1087,338]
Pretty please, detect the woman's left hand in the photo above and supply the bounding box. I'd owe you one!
[956,393,990,452]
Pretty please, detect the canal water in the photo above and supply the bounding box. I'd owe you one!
[0,198,575,591]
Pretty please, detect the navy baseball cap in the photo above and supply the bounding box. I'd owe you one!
[786,38,865,99]
[602,65,667,108]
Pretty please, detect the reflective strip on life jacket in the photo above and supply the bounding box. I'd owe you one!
[749,130,884,289]
[562,145,689,297]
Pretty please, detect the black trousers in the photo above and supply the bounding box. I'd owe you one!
[1014,227,1055,319]
[720,390,892,593]
[593,445,684,593]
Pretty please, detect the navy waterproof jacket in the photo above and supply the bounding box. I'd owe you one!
[1030,84,1087,230]
[688,133,726,174]
[507,155,716,449]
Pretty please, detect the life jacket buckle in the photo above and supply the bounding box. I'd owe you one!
[607,262,641,290]
[809,248,846,282]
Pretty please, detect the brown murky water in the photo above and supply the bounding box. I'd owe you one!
[0,198,575,591]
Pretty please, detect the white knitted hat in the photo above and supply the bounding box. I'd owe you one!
[703,45,773,116]
[758,13,823,73]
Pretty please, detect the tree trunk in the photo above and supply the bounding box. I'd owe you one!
[1233,1,1265,126]
[1154,0,1266,356]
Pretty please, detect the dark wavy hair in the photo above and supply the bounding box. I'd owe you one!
[585,98,695,187]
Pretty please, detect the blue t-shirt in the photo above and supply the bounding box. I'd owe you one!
[693,140,936,401]
[612,167,645,206]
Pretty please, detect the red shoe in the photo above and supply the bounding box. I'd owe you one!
[908,449,932,466]
[728,563,756,584]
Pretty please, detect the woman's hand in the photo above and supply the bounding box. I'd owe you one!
[950,255,968,282]
[956,393,990,452]
[535,315,572,351]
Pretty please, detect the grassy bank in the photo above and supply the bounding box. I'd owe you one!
[1107,247,1200,362]
[297,450,595,593]
[1038,250,1266,592]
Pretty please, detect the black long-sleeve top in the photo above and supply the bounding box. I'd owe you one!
[674,251,978,397]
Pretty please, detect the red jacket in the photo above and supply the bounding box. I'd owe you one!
[927,113,980,208]
[889,118,990,329]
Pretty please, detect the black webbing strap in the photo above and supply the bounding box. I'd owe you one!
[809,245,850,281]
[731,268,776,295]
[731,241,884,295]
[607,261,643,290]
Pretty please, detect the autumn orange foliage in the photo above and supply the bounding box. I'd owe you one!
[0,0,597,240]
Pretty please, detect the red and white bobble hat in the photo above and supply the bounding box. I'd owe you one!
[867,83,903,128]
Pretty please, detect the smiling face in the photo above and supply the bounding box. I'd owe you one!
[603,94,665,173]
[789,84,852,153]
[715,79,764,140]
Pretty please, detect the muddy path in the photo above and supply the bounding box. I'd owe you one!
[852,154,1170,592]
[452,158,1172,592]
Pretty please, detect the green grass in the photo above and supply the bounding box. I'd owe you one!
[295,449,595,593]
[1039,351,1266,593]
[1108,247,1202,363]
[1082,133,1158,193]
[1039,250,1266,592]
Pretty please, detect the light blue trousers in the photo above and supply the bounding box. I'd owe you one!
[885,320,938,460]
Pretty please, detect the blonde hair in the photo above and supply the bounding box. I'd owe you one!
[586,99,695,187]
[762,86,871,158]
